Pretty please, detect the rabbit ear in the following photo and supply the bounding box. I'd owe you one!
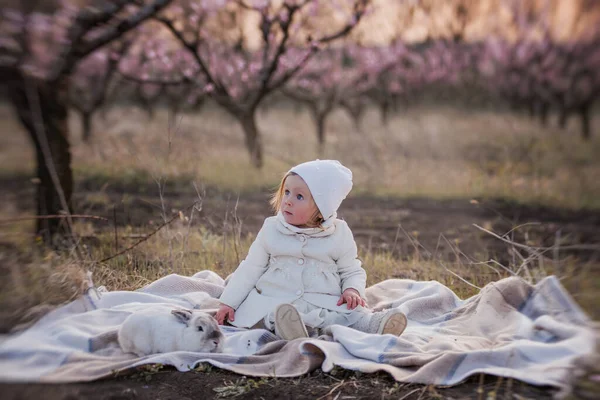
[171,309,193,325]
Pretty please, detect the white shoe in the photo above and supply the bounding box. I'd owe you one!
[352,309,407,336]
[274,303,309,340]
[377,310,407,336]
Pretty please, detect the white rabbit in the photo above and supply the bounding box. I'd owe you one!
[118,307,225,357]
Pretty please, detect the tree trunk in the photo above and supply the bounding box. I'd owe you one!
[354,108,365,132]
[309,104,327,156]
[5,69,73,243]
[143,104,155,119]
[558,108,569,128]
[380,99,391,126]
[137,96,155,119]
[580,104,591,140]
[81,110,92,142]
[527,101,535,118]
[168,104,180,128]
[191,96,205,113]
[168,97,181,120]
[539,102,549,127]
[341,100,365,132]
[239,112,263,168]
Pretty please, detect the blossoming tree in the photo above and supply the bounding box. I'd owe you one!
[148,0,369,167]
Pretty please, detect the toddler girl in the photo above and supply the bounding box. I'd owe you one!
[215,160,407,340]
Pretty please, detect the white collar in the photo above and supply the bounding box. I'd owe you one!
[275,211,336,237]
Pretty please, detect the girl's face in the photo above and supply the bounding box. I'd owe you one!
[281,175,318,227]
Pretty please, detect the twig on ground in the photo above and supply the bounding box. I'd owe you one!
[113,205,118,253]
[504,377,513,400]
[398,223,431,257]
[398,387,422,400]
[473,224,600,251]
[493,376,504,398]
[480,259,513,277]
[510,247,534,282]
[391,224,402,257]
[439,261,482,290]
[232,196,242,266]
[441,233,466,266]
[99,202,199,263]
[401,227,482,290]
[222,196,230,266]
[0,215,108,225]
[477,373,485,400]
[181,186,203,263]
[439,234,482,290]
[416,385,428,400]
[316,380,347,400]
[553,229,561,275]
[501,222,541,238]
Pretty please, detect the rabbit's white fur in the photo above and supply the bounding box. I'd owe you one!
[118,306,224,357]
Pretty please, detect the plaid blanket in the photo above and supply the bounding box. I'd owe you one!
[0,271,595,388]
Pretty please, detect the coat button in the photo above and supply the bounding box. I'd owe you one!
[297,258,305,265]
[299,235,306,242]
[296,290,302,295]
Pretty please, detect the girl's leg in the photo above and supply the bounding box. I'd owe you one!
[250,319,268,330]
[349,309,407,336]
[273,300,346,339]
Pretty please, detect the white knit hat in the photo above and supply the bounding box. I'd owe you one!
[289,160,353,220]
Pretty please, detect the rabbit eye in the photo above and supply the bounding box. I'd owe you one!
[197,326,204,332]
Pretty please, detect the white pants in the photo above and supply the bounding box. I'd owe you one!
[262,298,371,331]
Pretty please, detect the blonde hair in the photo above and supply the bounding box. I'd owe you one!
[270,172,324,228]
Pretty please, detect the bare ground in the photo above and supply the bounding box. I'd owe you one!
[1,366,558,400]
[3,173,599,265]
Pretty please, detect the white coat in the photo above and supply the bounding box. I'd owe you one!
[219,213,367,329]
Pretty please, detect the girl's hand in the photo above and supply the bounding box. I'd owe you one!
[215,304,235,325]
[337,288,366,310]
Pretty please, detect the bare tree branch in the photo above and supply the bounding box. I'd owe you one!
[256,3,305,97]
[93,38,134,109]
[264,0,369,99]
[119,70,192,86]
[314,0,369,43]
[54,0,174,79]
[266,46,317,94]
[155,14,228,96]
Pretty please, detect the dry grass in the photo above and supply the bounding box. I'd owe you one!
[2,101,599,208]
[2,212,596,332]
[0,255,90,332]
